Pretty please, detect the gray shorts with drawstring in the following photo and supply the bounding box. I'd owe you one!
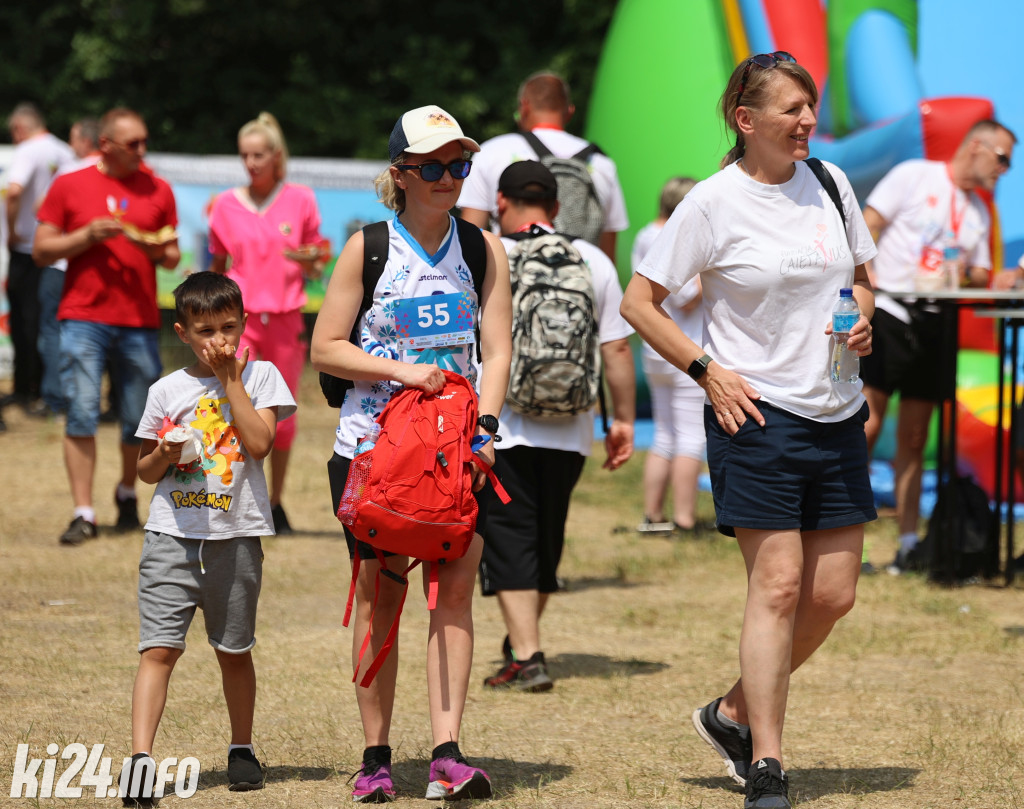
[137,531,263,654]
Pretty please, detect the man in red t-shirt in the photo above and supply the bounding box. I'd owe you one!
[34,107,180,546]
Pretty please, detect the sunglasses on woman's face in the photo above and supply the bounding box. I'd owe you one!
[396,160,472,182]
[738,51,797,99]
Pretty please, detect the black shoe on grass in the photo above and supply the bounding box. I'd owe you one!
[692,697,752,785]
[60,516,98,546]
[120,753,159,808]
[745,757,790,808]
[227,747,265,791]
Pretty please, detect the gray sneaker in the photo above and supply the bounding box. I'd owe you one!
[692,697,752,785]
[744,757,790,808]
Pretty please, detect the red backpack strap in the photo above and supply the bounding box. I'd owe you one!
[342,551,361,628]
[426,561,440,610]
[357,558,423,688]
[471,453,511,504]
[351,548,389,682]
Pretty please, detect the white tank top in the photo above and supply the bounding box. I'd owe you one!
[333,215,480,457]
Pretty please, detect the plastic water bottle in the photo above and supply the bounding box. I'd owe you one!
[338,422,381,525]
[942,234,961,291]
[831,288,860,384]
[354,422,381,457]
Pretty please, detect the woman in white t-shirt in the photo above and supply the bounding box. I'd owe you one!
[631,176,708,534]
[311,105,511,803]
[621,54,876,808]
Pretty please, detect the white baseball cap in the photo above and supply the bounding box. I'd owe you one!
[388,105,480,162]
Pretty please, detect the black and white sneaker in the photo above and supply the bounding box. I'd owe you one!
[60,516,98,546]
[692,697,752,785]
[744,757,790,808]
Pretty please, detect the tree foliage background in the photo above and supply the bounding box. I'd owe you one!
[1,0,619,157]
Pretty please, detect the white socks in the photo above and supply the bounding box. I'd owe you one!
[898,532,918,552]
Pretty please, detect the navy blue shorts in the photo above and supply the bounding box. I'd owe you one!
[705,401,876,537]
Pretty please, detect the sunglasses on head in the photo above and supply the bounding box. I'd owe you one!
[738,51,797,100]
[396,159,472,182]
[979,140,1012,170]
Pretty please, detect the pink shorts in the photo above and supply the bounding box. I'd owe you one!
[241,309,305,450]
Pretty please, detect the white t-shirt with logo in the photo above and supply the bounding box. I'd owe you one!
[866,159,990,322]
[460,128,629,234]
[136,361,297,539]
[632,220,703,378]
[497,226,634,454]
[5,132,74,252]
[637,160,877,423]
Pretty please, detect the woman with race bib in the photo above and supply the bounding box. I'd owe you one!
[311,105,511,803]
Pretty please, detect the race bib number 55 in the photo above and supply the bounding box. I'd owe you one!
[394,293,475,351]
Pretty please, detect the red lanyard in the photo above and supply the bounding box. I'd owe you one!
[946,163,966,241]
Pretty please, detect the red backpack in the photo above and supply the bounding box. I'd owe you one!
[338,369,509,686]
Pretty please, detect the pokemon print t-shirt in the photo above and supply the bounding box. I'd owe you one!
[136,361,296,539]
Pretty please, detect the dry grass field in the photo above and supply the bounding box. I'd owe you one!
[2,367,1024,808]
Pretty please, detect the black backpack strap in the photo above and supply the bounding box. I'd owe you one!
[521,130,553,159]
[454,217,486,295]
[571,142,603,162]
[318,221,391,407]
[353,221,390,342]
[804,157,846,229]
[453,217,488,364]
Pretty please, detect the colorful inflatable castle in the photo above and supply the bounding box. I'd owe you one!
[588,0,1024,501]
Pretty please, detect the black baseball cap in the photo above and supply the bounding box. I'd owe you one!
[498,160,558,201]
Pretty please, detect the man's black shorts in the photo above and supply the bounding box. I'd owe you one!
[859,306,945,401]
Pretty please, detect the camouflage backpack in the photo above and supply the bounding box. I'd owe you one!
[505,225,601,419]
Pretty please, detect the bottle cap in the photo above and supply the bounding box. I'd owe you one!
[840,288,853,296]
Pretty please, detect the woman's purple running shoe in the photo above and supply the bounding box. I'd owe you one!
[425,756,492,801]
[352,762,395,803]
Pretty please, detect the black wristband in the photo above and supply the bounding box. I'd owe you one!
[686,354,713,381]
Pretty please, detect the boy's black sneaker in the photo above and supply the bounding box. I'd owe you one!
[691,697,752,785]
[115,493,141,532]
[120,753,159,808]
[228,749,266,790]
[227,747,266,791]
[60,516,98,546]
[745,758,790,808]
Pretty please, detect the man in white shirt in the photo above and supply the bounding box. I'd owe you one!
[860,119,1015,573]
[478,161,635,692]
[3,102,73,414]
[459,72,628,262]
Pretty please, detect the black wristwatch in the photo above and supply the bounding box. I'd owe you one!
[477,414,500,435]
[686,354,713,382]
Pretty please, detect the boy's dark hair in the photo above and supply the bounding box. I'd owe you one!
[173,272,244,325]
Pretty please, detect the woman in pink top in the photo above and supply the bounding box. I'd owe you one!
[209,111,327,534]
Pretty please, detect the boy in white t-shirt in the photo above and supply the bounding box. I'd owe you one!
[118,272,295,807]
